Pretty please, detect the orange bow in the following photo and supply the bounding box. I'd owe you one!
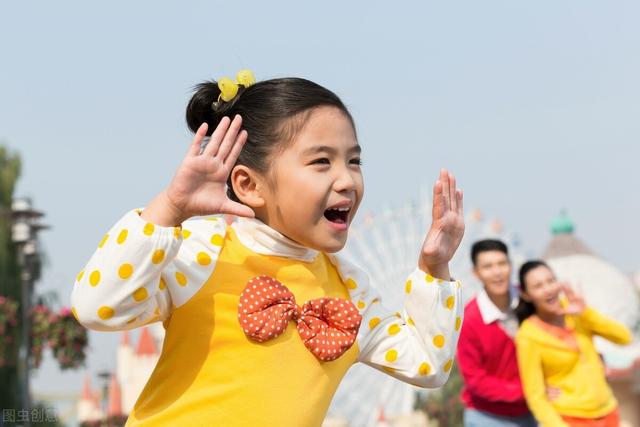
[237,275,362,362]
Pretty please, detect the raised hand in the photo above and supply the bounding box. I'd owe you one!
[418,169,465,280]
[546,386,562,402]
[142,115,255,226]
[557,283,586,316]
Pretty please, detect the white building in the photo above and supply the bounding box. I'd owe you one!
[77,325,163,423]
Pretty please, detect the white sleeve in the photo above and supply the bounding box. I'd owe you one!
[329,255,463,388]
[70,209,227,331]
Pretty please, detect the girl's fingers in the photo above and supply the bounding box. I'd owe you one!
[220,199,255,218]
[456,189,464,215]
[223,130,248,167]
[432,180,443,219]
[217,115,243,160]
[203,116,232,157]
[440,169,451,212]
[449,172,457,211]
[187,123,209,156]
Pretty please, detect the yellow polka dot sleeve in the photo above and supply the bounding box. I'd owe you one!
[70,209,226,331]
[329,255,463,388]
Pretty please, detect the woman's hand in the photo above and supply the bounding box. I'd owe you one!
[546,386,562,401]
[557,283,586,316]
[142,115,255,226]
[418,169,465,280]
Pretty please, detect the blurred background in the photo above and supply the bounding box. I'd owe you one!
[1,1,639,426]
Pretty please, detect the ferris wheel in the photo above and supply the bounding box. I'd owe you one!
[327,197,527,427]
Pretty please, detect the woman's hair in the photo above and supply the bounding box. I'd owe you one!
[515,260,550,323]
[185,77,355,201]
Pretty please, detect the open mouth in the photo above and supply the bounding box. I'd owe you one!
[546,295,559,305]
[324,206,350,225]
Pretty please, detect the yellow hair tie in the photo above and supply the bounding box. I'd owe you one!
[217,77,239,102]
[236,69,256,87]
[216,69,256,104]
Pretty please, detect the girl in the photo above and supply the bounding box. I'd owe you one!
[515,261,632,427]
[71,73,465,426]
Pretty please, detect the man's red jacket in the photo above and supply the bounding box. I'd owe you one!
[457,297,531,417]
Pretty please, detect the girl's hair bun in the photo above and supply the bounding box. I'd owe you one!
[185,81,222,135]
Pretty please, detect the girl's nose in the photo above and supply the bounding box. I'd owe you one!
[334,167,358,193]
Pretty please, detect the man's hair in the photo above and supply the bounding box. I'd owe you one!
[470,239,509,266]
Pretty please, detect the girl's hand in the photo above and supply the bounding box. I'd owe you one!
[557,283,586,316]
[142,115,255,226]
[418,169,465,280]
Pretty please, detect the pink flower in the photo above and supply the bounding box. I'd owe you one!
[60,307,72,316]
[33,305,48,314]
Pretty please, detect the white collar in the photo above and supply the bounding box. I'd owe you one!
[476,288,518,325]
[231,217,319,262]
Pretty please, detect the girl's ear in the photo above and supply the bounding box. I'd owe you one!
[230,165,267,208]
[519,290,531,303]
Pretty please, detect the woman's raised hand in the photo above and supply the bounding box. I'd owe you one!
[558,283,586,316]
[142,115,255,226]
[546,386,562,402]
[418,169,465,280]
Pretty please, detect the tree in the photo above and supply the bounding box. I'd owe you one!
[0,144,89,424]
[0,144,23,411]
[417,362,464,427]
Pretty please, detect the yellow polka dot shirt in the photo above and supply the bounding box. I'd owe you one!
[71,209,463,426]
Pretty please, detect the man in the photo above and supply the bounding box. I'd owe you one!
[457,239,537,427]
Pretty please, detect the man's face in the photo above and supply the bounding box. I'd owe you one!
[473,250,511,298]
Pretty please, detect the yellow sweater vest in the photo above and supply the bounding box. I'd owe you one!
[126,226,358,426]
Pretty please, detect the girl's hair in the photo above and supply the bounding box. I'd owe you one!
[185,77,355,201]
[515,260,551,323]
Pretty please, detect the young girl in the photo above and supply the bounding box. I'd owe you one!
[71,72,465,426]
[515,261,632,427]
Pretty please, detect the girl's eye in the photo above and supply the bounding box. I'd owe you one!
[350,158,363,166]
[311,158,330,165]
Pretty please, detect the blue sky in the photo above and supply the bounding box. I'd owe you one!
[1,0,639,422]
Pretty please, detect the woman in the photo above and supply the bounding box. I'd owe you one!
[515,260,632,427]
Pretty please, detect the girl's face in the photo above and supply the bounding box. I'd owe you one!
[522,265,562,316]
[260,106,364,253]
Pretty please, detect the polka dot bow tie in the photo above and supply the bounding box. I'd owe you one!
[237,275,363,362]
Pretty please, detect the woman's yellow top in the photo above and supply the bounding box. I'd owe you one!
[516,307,632,427]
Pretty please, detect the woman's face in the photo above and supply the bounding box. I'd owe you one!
[522,265,563,316]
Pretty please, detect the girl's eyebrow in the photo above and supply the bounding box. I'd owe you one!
[302,144,362,156]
